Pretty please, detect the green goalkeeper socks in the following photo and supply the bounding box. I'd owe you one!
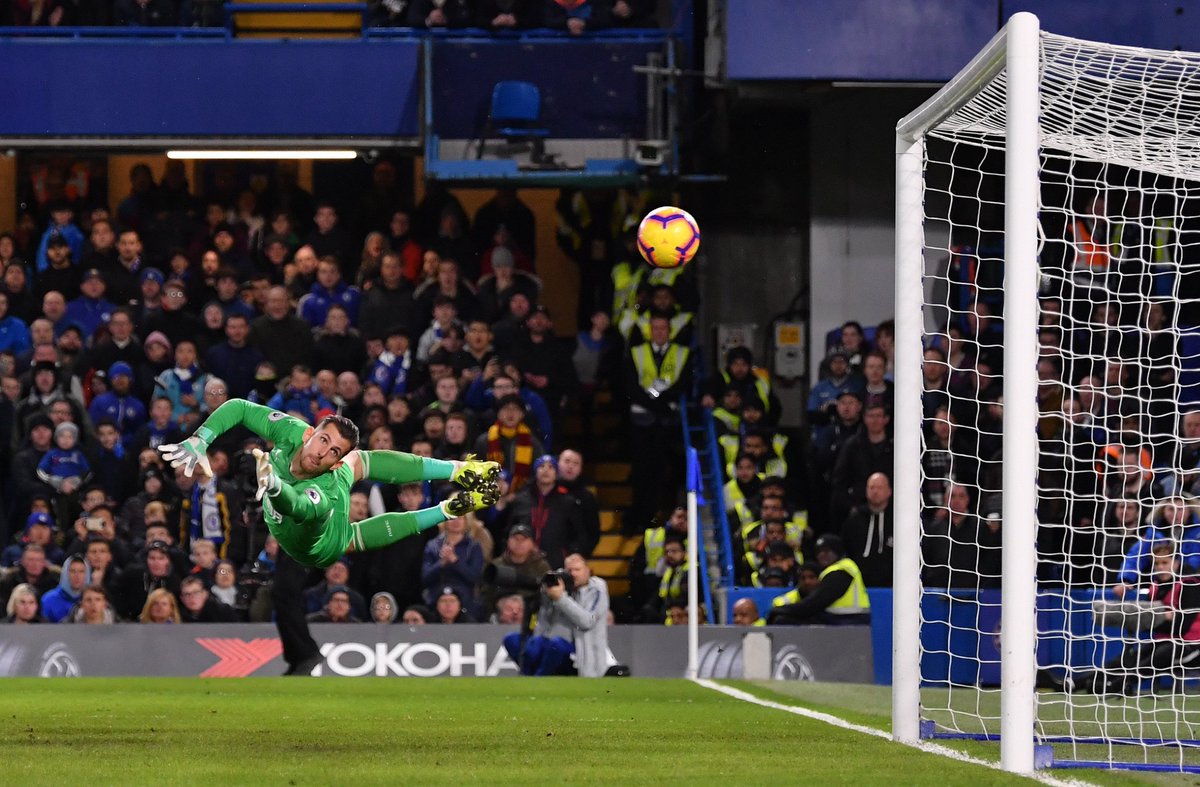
[349,506,448,551]
[360,451,455,483]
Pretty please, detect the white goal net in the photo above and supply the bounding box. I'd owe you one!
[895,13,1200,775]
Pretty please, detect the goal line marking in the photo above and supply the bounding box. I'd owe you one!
[690,679,1094,787]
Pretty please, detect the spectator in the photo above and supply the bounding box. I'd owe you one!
[266,365,333,425]
[115,540,181,620]
[37,421,90,501]
[250,286,315,376]
[732,597,766,627]
[178,575,237,623]
[203,313,263,401]
[83,537,121,600]
[37,240,80,305]
[35,202,84,274]
[140,587,181,624]
[359,251,417,341]
[860,350,894,416]
[510,304,577,432]
[85,307,143,385]
[286,244,319,301]
[98,229,144,308]
[922,481,1001,589]
[480,522,551,616]
[421,513,484,613]
[830,402,893,528]
[40,555,90,623]
[474,189,536,267]
[1113,496,1200,594]
[370,591,399,624]
[492,593,526,625]
[10,415,56,518]
[299,255,361,329]
[152,339,209,428]
[705,345,781,424]
[402,604,431,624]
[840,472,894,587]
[767,534,871,625]
[130,396,185,454]
[88,362,146,451]
[433,586,474,623]
[556,448,600,556]
[1,512,63,567]
[69,584,116,625]
[833,320,870,373]
[477,248,540,324]
[806,349,862,428]
[416,294,463,363]
[64,268,116,340]
[3,583,45,624]
[416,258,478,329]
[0,291,30,357]
[141,278,202,350]
[303,203,354,276]
[751,541,801,588]
[509,454,584,570]
[303,560,367,620]
[210,560,239,608]
[312,304,367,376]
[475,394,543,492]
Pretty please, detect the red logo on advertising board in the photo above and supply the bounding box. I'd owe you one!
[195,638,283,677]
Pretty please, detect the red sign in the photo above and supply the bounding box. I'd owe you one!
[195,638,282,677]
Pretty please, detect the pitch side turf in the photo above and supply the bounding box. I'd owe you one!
[0,677,1064,786]
[1,677,1187,785]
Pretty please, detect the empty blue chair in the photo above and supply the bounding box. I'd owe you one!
[482,80,551,164]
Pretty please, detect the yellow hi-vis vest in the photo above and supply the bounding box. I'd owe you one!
[659,560,689,601]
[723,475,764,520]
[722,433,788,478]
[711,406,740,433]
[632,343,689,391]
[643,526,668,575]
[770,557,869,616]
[635,310,694,344]
[721,368,773,413]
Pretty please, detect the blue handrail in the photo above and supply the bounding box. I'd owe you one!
[0,26,228,38]
[0,24,667,43]
[679,397,717,624]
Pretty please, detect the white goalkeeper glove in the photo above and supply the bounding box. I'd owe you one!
[252,448,282,501]
[158,435,212,479]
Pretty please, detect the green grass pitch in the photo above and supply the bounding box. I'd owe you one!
[0,677,1186,785]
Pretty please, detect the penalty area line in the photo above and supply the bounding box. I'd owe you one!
[690,679,1094,787]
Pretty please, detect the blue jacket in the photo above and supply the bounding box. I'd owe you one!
[299,281,361,328]
[88,392,148,449]
[1119,524,1200,584]
[0,314,31,355]
[35,222,85,272]
[421,533,483,608]
[37,448,91,485]
[807,374,865,417]
[266,386,334,425]
[40,556,91,623]
[153,367,210,426]
[64,295,116,339]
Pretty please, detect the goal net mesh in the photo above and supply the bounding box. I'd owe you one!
[919,31,1200,770]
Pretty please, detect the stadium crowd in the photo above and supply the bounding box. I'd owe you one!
[0,158,717,634]
[0,0,660,33]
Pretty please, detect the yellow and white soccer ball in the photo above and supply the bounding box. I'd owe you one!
[636,206,701,269]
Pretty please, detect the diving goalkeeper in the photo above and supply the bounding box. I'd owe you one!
[158,398,499,673]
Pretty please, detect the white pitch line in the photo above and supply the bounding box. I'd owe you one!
[691,679,1095,787]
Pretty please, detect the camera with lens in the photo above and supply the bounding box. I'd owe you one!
[541,568,574,593]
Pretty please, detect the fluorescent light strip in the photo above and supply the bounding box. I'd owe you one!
[166,150,357,160]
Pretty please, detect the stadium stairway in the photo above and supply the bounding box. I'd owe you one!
[560,388,637,596]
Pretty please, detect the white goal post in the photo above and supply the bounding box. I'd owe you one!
[895,11,1200,775]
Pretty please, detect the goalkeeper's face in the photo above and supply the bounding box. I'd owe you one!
[297,424,355,475]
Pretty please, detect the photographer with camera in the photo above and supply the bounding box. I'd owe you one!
[501,553,609,677]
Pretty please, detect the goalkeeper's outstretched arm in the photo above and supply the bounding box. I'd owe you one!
[160,399,305,478]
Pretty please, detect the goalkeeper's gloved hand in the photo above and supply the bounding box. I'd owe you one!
[158,433,213,479]
[252,448,282,501]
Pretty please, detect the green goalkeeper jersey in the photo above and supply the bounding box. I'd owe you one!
[198,400,353,569]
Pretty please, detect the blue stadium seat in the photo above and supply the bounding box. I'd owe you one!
[479,80,551,165]
[491,81,550,138]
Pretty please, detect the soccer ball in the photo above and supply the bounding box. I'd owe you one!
[636,206,700,269]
